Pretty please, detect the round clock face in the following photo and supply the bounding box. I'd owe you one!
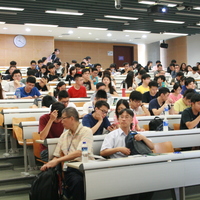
[14,35,26,48]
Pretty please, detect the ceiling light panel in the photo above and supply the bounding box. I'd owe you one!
[138,1,155,5]
[104,15,138,20]
[163,32,188,36]
[123,30,151,33]
[154,19,184,24]
[24,23,58,27]
[45,10,84,15]
[0,7,24,11]
[0,22,5,24]
[176,12,200,17]
[95,19,128,23]
[194,7,200,10]
[77,26,107,30]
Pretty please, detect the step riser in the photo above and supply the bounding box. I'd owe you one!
[0,157,24,167]
[0,186,31,196]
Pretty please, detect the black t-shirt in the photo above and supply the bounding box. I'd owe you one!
[48,74,59,81]
[65,75,74,81]
[180,107,200,129]
[35,82,48,91]
[83,81,91,91]
[142,91,157,103]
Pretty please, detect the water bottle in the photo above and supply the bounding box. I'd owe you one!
[82,142,88,163]
[38,98,42,108]
[163,117,169,132]
[16,88,21,99]
[122,81,126,97]
[164,105,169,116]
[88,106,93,114]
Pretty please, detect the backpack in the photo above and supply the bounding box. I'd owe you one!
[29,168,62,200]
[125,131,152,155]
[149,117,163,131]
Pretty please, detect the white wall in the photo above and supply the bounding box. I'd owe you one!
[138,44,147,66]
[146,42,160,66]
[187,34,200,66]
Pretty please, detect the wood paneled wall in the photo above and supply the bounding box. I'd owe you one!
[0,34,54,66]
[55,41,138,69]
[165,36,187,65]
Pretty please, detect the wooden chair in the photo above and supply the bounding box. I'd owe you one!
[74,102,85,107]
[32,132,46,164]
[12,117,36,146]
[173,123,180,130]
[153,141,174,153]
[143,124,149,131]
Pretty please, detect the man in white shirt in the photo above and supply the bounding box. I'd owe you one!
[58,90,77,109]
[4,69,24,92]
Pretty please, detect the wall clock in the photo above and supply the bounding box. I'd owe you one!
[14,35,26,48]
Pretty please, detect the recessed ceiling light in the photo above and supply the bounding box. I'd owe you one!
[154,19,184,24]
[24,23,58,27]
[45,10,83,16]
[112,39,117,41]
[129,39,133,41]
[138,1,155,5]
[0,22,5,24]
[123,30,151,33]
[104,15,138,20]
[0,7,24,11]
[25,28,31,32]
[194,7,200,10]
[78,37,81,39]
[77,26,107,31]
[107,33,112,37]
[125,35,129,37]
[58,35,63,37]
[68,30,73,34]
[95,38,100,40]
[163,32,188,36]
[3,27,7,29]
[48,30,52,32]
[89,32,92,35]
[142,35,147,38]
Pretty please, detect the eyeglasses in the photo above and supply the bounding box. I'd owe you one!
[119,115,131,119]
[99,109,108,115]
[61,101,69,104]
[61,116,71,120]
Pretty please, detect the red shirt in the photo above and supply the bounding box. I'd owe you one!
[68,85,87,98]
[39,114,64,151]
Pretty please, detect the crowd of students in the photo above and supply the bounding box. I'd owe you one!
[1,50,200,199]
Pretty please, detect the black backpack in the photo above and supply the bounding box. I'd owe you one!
[29,168,62,200]
[125,131,152,155]
[149,117,163,131]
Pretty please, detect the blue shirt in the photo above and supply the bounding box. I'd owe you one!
[82,113,111,135]
[15,86,41,98]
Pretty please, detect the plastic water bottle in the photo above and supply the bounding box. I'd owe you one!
[38,98,42,108]
[164,105,169,116]
[15,88,21,99]
[163,117,169,132]
[82,142,88,163]
[122,81,126,97]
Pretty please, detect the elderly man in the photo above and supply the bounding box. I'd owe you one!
[41,107,93,200]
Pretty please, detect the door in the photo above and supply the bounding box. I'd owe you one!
[113,46,133,69]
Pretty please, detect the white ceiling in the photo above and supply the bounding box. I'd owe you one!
[0,23,181,44]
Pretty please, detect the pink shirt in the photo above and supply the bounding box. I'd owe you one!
[169,93,182,104]
[113,114,138,131]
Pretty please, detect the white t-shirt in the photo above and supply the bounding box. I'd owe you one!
[3,81,24,92]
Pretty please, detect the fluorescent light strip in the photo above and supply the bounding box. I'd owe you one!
[104,15,138,20]
[123,30,151,33]
[187,26,200,29]
[77,26,107,31]
[194,7,200,10]
[0,22,5,24]
[123,7,147,12]
[138,1,155,5]
[0,7,24,11]
[176,12,200,17]
[167,4,177,7]
[163,32,188,36]
[154,19,184,24]
[45,10,83,16]
[196,23,200,26]
[159,0,183,3]
[24,23,58,27]
[95,19,128,23]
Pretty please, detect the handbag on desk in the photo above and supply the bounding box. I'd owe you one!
[125,131,152,155]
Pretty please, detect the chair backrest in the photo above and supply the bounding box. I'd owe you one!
[0,107,18,126]
[143,124,149,131]
[32,132,41,159]
[74,102,85,107]
[173,123,180,130]
[153,141,174,153]
[12,117,36,145]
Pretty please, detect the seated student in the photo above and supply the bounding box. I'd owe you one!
[90,68,99,85]
[31,95,57,108]
[114,99,144,132]
[39,102,65,162]
[142,81,158,103]
[100,108,154,200]
[121,62,130,75]
[3,69,24,92]
[35,76,50,91]
[21,70,35,84]
[82,68,95,91]
[68,74,87,98]
[129,91,150,116]
[90,82,112,101]
[65,66,76,82]
[174,89,195,114]
[102,75,118,96]
[157,75,167,88]
[124,71,137,90]
[187,66,200,79]
[180,93,200,129]
[53,81,66,98]
[82,100,114,135]
[135,69,146,85]
[75,63,82,74]
[171,71,184,85]
[41,107,93,200]
[154,64,163,77]
[14,76,41,99]
[168,83,182,104]
[58,90,77,109]
[5,61,17,74]
[94,63,103,78]
[136,74,151,94]
[36,65,48,78]
[27,60,38,76]
[181,77,196,95]
[3,66,16,80]
[48,64,59,81]
[149,87,174,116]
[82,90,107,116]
